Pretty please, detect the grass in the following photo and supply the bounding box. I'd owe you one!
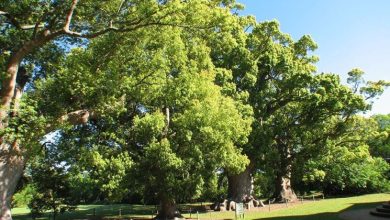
[12,193,390,220]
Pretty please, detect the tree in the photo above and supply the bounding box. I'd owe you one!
[302,116,390,195]
[209,20,323,201]
[27,5,251,218]
[0,1,242,219]
[28,155,76,220]
[369,114,390,159]
[210,20,388,202]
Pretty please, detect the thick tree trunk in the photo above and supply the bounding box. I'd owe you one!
[155,195,181,220]
[0,30,59,126]
[0,56,21,127]
[0,152,25,220]
[272,145,297,203]
[0,53,28,220]
[272,171,297,202]
[271,139,297,202]
[227,163,254,202]
[0,32,59,220]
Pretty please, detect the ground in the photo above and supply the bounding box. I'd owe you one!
[11,193,390,220]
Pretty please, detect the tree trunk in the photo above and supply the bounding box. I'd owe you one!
[155,195,181,220]
[0,55,21,127]
[271,139,297,202]
[227,163,254,202]
[272,172,297,202]
[0,32,59,220]
[0,153,25,220]
[0,30,60,126]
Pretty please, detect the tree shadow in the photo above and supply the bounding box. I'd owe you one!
[253,201,384,220]
[13,204,157,220]
[12,200,386,220]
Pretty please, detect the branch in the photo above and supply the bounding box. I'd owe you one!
[63,17,213,39]
[43,109,96,134]
[117,0,126,14]
[63,26,119,38]
[59,109,96,125]
[63,0,79,32]
[0,10,21,29]
[32,16,45,39]
[335,139,364,147]
[1,10,45,30]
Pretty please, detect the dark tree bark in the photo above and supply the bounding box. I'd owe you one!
[272,140,297,202]
[272,170,297,202]
[155,195,182,220]
[227,163,254,202]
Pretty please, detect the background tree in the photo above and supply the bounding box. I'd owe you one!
[28,149,76,220]
[209,20,389,202]
[301,116,390,195]
[369,114,390,160]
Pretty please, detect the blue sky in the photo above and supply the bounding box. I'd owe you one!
[238,0,390,115]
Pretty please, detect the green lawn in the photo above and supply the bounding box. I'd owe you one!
[12,193,390,220]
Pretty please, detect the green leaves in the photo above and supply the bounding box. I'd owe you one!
[347,68,390,103]
[89,151,133,201]
[133,112,165,145]
[302,116,390,194]
[21,0,253,206]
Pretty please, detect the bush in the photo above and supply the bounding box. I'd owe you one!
[12,184,36,208]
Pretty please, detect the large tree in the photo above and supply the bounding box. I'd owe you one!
[0,1,243,219]
[210,20,389,202]
[21,4,252,218]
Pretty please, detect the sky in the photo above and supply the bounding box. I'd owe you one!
[238,0,390,115]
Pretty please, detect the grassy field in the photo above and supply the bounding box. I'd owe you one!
[12,193,390,220]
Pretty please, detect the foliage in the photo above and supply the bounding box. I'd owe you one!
[28,155,76,220]
[302,117,390,195]
[253,171,274,198]
[369,114,390,159]
[24,3,253,214]
[3,2,390,217]
[210,19,374,199]
[11,184,36,208]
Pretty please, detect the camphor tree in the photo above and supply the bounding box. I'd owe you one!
[369,114,390,159]
[133,71,252,218]
[0,0,244,219]
[210,20,389,202]
[209,20,321,202]
[302,116,390,195]
[259,69,389,201]
[25,4,252,218]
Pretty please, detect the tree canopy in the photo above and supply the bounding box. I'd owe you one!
[1,1,390,220]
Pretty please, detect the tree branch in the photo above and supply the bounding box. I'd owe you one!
[59,109,96,125]
[0,10,21,29]
[21,24,45,30]
[0,10,45,30]
[63,0,79,32]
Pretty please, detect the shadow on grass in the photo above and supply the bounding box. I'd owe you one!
[13,204,158,220]
[253,201,384,220]
[12,200,387,220]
